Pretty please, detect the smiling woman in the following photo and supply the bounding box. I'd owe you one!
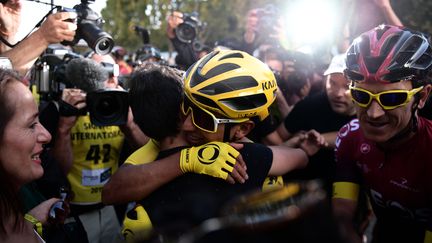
[0,68,51,242]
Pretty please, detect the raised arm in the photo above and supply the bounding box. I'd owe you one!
[1,11,77,74]
[49,89,85,174]
[374,0,403,26]
[267,145,308,176]
[102,142,248,205]
[0,0,22,51]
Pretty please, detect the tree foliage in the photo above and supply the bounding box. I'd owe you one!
[101,0,432,54]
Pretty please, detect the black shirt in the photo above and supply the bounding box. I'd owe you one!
[139,143,273,234]
[283,92,355,192]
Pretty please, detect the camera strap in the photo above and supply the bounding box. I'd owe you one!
[58,100,83,117]
[0,35,19,48]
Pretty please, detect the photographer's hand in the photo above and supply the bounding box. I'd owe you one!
[61,88,86,111]
[1,10,77,74]
[50,88,85,175]
[0,0,22,40]
[27,198,61,225]
[166,11,183,39]
[36,11,77,45]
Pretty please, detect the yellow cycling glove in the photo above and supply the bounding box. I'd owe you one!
[122,204,153,243]
[180,142,239,180]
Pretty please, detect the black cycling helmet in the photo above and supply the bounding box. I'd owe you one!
[135,44,162,63]
[345,24,432,87]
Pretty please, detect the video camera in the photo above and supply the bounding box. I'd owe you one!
[33,48,128,126]
[59,0,114,55]
[175,12,205,51]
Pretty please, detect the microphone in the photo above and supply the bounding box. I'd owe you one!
[65,57,108,93]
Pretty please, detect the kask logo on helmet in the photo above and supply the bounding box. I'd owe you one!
[197,143,221,165]
[262,79,276,91]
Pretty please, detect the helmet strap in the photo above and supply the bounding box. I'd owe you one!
[386,98,419,143]
[223,123,235,142]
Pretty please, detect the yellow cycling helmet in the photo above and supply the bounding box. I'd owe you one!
[183,50,277,121]
[122,204,153,243]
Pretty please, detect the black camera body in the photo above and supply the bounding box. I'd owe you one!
[175,12,205,51]
[33,50,81,101]
[59,1,114,55]
[58,89,129,127]
[33,49,128,127]
[86,89,129,126]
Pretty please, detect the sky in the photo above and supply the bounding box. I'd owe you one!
[18,0,107,39]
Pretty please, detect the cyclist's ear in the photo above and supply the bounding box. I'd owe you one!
[417,84,432,109]
[231,121,255,140]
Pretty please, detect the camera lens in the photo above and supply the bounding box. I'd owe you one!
[94,36,114,55]
[87,90,129,126]
[98,40,110,52]
[176,23,196,43]
[96,96,117,117]
[80,23,114,55]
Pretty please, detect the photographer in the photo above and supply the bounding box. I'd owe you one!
[166,10,207,70]
[39,55,147,243]
[0,0,77,75]
[241,5,286,55]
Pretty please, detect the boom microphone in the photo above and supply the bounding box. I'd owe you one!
[65,57,108,93]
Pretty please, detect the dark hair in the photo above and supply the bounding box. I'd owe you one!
[0,68,25,237]
[127,63,184,141]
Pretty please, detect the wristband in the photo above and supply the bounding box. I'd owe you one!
[332,182,359,201]
[24,213,43,236]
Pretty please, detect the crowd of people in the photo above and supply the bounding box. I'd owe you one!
[0,0,431,243]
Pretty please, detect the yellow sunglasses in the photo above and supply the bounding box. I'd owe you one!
[349,86,424,110]
[181,94,248,133]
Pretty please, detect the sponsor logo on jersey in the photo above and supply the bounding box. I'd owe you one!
[360,143,371,154]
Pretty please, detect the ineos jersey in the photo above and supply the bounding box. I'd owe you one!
[334,118,432,242]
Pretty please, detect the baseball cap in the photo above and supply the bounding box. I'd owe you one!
[323,54,346,76]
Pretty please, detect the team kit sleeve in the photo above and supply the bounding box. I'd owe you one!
[125,139,160,165]
[332,120,361,201]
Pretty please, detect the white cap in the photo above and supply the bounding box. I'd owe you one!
[323,54,346,76]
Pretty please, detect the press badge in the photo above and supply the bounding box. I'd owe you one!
[82,168,112,186]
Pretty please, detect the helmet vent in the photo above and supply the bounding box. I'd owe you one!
[365,56,385,73]
[219,52,244,61]
[190,63,241,88]
[192,93,220,108]
[220,93,267,111]
[344,69,364,81]
[359,35,370,57]
[416,50,432,69]
[198,76,258,95]
[205,63,241,79]
[394,52,411,66]
[376,25,392,40]
[380,34,399,58]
